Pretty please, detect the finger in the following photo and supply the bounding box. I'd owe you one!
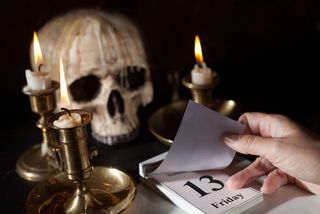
[294,179,320,196]
[238,112,297,138]
[227,157,275,189]
[224,133,280,158]
[238,112,263,135]
[260,169,288,194]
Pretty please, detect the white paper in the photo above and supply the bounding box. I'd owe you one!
[153,100,245,174]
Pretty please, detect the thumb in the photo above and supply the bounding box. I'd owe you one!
[224,133,277,158]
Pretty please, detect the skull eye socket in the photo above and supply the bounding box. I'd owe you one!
[116,66,146,90]
[69,74,101,102]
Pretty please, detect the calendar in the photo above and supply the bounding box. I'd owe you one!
[139,153,262,214]
[139,101,262,213]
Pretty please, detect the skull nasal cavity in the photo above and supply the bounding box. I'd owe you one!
[107,90,125,117]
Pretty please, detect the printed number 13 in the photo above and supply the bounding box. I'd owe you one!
[183,175,224,197]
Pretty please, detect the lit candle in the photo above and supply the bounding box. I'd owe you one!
[25,32,51,90]
[53,109,82,128]
[53,58,82,128]
[191,35,213,85]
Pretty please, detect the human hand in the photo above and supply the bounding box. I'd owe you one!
[224,112,320,195]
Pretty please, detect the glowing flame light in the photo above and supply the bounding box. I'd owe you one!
[59,58,70,107]
[33,32,43,71]
[194,35,204,64]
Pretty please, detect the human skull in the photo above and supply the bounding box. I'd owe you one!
[32,9,153,145]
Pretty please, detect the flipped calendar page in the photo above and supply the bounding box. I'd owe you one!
[141,101,262,214]
[153,100,245,174]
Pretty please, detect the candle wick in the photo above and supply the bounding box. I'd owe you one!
[197,62,203,68]
[61,108,71,116]
[38,63,44,72]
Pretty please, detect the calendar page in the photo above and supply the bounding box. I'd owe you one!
[153,100,245,174]
[152,170,262,214]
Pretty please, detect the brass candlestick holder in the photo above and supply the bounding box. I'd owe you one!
[182,73,241,116]
[149,72,245,145]
[26,109,136,213]
[50,110,98,213]
[16,81,60,181]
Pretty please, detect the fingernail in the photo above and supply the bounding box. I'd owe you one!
[260,186,266,194]
[225,179,231,188]
[224,133,239,144]
[225,179,235,189]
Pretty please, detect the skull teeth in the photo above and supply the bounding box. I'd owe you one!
[92,127,139,145]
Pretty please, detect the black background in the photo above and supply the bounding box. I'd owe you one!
[1,0,320,212]
[1,0,320,127]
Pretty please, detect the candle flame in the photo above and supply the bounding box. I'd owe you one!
[194,35,204,64]
[59,58,71,107]
[33,32,43,71]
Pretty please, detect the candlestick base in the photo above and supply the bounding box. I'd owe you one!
[16,144,59,182]
[26,167,136,213]
[148,100,187,145]
[148,99,245,146]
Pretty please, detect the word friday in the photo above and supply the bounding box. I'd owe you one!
[211,193,244,209]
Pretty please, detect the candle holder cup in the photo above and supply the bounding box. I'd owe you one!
[16,81,60,182]
[181,72,219,108]
[25,109,136,213]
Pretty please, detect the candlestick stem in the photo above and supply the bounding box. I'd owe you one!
[37,113,55,155]
[64,181,102,214]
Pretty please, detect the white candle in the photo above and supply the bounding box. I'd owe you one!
[53,58,82,128]
[25,69,51,90]
[191,35,213,85]
[53,112,82,128]
[191,62,212,85]
[25,32,51,90]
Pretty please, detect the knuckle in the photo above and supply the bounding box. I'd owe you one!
[267,140,283,160]
[238,113,248,123]
[238,135,256,152]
